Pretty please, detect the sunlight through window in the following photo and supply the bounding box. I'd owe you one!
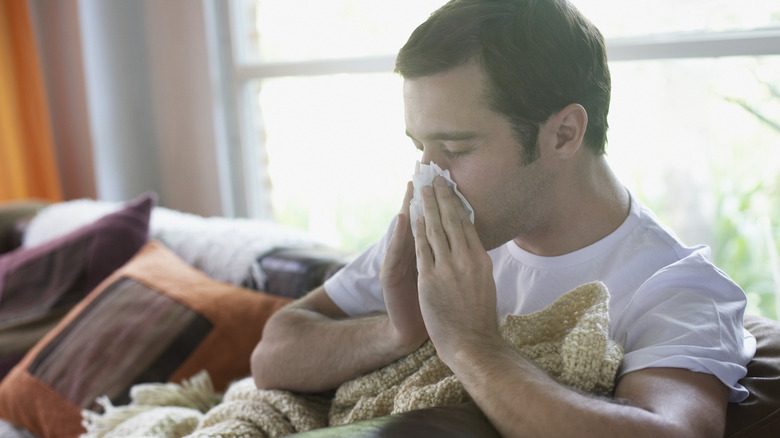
[227,0,780,318]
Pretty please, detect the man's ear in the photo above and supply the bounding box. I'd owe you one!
[543,104,588,160]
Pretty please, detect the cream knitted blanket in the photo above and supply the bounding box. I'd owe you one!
[81,282,623,438]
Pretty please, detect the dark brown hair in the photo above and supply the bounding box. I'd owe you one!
[395,0,611,162]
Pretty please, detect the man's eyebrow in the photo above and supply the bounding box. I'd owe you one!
[405,130,479,142]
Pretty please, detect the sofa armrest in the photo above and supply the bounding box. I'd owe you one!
[726,314,780,437]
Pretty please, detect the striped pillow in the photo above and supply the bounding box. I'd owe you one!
[0,241,291,438]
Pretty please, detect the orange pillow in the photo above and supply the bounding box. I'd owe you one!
[0,241,291,438]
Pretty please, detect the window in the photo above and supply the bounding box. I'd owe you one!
[222,0,444,251]
[216,0,780,318]
[606,55,780,319]
[252,73,412,250]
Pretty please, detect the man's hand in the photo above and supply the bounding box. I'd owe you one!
[253,181,430,392]
[414,176,500,363]
[380,181,428,355]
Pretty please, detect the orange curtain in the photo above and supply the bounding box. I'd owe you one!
[0,0,62,203]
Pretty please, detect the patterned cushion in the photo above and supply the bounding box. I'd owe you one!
[247,246,351,299]
[0,241,291,438]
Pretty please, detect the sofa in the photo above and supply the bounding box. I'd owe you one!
[0,194,778,438]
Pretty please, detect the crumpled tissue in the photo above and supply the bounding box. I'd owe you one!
[409,161,475,238]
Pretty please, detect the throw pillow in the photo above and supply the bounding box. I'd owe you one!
[0,240,292,438]
[248,246,351,299]
[0,193,155,378]
[23,199,320,288]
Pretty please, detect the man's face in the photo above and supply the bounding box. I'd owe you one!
[403,62,555,251]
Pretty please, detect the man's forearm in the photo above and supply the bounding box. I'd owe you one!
[455,347,660,438]
[251,307,405,393]
[449,339,727,438]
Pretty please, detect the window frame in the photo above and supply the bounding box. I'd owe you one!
[206,0,780,219]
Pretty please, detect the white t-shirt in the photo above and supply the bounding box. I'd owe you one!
[325,192,755,402]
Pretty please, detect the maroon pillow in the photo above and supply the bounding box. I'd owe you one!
[0,193,155,378]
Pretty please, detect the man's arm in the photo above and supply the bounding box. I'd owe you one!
[414,177,731,437]
[252,286,403,392]
[252,182,428,392]
[451,339,729,437]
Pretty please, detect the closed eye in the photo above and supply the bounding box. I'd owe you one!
[442,147,467,158]
[405,130,478,158]
[409,141,466,158]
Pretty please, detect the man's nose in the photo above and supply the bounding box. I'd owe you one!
[420,146,434,165]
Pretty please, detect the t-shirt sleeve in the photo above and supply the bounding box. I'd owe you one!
[323,219,395,316]
[613,251,755,402]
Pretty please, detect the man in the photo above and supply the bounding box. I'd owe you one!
[252,0,754,436]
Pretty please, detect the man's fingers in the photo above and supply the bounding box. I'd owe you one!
[383,182,415,281]
[414,216,433,271]
[387,181,414,262]
[401,180,414,217]
[420,183,452,257]
[431,176,470,253]
[388,213,408,253]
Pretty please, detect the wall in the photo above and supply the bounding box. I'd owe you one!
[28,0,227,217]
[28,0,95,201]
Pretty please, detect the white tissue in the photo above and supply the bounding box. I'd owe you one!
[409,161,475,238]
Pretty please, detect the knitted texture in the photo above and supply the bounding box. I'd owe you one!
[330,281,622,424]
[81,372,222,438]
[192,379,330,438]
[500,281,623,395]
[81,282,622,438]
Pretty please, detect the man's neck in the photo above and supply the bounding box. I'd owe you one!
[512,157,630,257]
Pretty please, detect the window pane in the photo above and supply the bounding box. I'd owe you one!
[253,56,780,318]
[237,0,446,63]
[254,74,419,251]
[577,0,780,38]
[607,55,780,318]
